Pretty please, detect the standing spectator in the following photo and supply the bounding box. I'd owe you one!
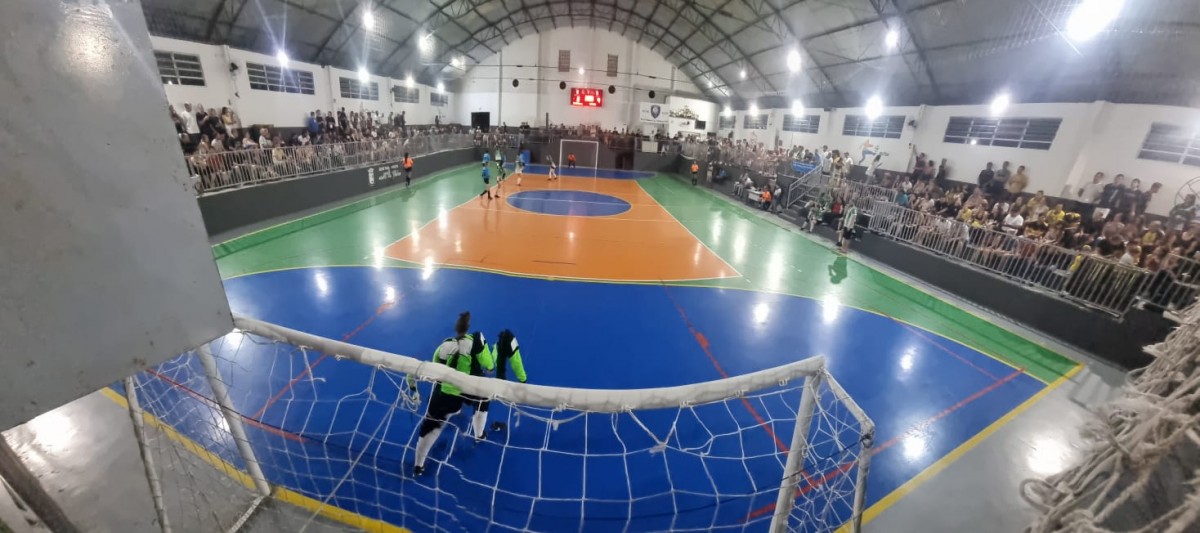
[934,158,949,189]
[1077,172,1106,204]
[337,107,348,133]
[864,155,882,182]
[1168,194,1199,230]
[221,107,237,130]
[977,162,995,190]
[399,111,407,134]
[307,112,320,135]
[994,161,1013,187]
[1136,181,1162,215]
[194,103,208,131]
[181,103,199,135]
[1007,165,1030,197]
[325,111,337,135]
[1115,178,1142,215]
[1099,173,1125,208]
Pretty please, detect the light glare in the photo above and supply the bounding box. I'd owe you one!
[865,95,884,119]
[437,81,445,92]
[885,29,900,49]
[990,93,1011,115]
[723,105,732,116]
[276,50,289,68]
[418,34,433,52]
[739,69,747,80]
[786,49,801,72]
[578,66,585,75]
[1066,0,1124,42]
[362,10,375,31]
[358,66,369,82]
[749,104,759,116]
[792,99,803,115]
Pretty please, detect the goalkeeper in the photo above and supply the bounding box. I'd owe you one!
[481,329,528,435]
[409,312,495,476]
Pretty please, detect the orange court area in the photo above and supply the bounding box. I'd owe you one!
[384,175,740,282]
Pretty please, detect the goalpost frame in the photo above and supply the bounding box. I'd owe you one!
[133,314,875,532]
[559,139,600,173]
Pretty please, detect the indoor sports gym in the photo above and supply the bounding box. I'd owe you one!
[2,1,1196,533]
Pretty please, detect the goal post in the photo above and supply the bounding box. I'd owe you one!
[560,139,600,177]
[119,314,874,532]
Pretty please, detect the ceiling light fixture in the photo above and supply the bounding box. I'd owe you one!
[749,103,759,116]
[578,66,585,75]
[792,99,803,115]
[786,49,802,72]
[276,50,289,68]
[723,105,732,116]
[362,10,375,31]
[406,73,414,87]
[739,69,747,80]
[418,33,432,52]
[865,95,884,119]
[885,29,900,49]
[437,81,445,92]
[1066,0,1124,42]
[358,66,369,82]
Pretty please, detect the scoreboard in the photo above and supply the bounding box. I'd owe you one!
[570,87,604,108]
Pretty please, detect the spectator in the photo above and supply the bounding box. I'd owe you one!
[1044,203,1066,224]
[865,153,882,180]
[181,103,199,135]
[1119,243,1141,266]
[221,107,237,130]
[1115,178,1143,215]
[307,112,320,135]
[934,158,949,189]
[1007,165,1030,197]
[1002,207,1025,235]
[995,161,1012,186]
[1135,181,1162,215]
[241,130,258,149]
[1078,172,1106,204]
[258,127,273,148]
[1099,173,1125,208]
[1025,190,1049,220]
[1169,194,1199,230]
[977,162,995,190]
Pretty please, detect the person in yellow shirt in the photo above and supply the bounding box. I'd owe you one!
[1043,203,1066,224]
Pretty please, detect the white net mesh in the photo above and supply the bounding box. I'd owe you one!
[121,317,872,532]
[1021,300,1200,532]
[560,140,600,174]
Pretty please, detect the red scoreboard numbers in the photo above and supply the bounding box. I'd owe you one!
[570,87,604,108]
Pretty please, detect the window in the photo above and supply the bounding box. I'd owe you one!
[431,93,449,107]
[843,114,905,139]
[743,114,768,130]
[782,114,820,134]
[340,76,379,100]
[154,51,205,86]
[246,63,315,95]
[393,85,420,104]
[718,116,735,130]
[606,54,618,77]
[558,50,571,72]
[1138,123,1200,168]
[943,116,1062,150]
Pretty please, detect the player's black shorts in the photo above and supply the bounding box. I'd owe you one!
[426,388,465,422]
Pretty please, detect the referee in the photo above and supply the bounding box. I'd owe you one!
[410,312,495,476]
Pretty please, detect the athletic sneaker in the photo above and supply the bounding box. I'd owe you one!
[413,465,425,476]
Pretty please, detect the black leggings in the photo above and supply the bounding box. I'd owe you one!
[417,388,488,437]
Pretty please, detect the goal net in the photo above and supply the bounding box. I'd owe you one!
[119,315,874,532]
[560,139,600,177]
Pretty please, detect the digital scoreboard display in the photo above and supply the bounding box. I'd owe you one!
[570,88,604,108]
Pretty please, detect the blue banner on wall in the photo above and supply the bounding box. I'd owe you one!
[792,161,817,174]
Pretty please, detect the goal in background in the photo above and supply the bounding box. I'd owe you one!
[560,139,600,177]
[119,315,874,532]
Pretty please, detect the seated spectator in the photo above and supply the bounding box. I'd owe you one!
[896,190,910,208]
[760,187,773,211]
[1145,246,1168,272]
[1119,243,1141,266]
[1025,190,1049,220]
[1001,207,1024,235]
[258,127,273,148]
[1043,203,1066,224]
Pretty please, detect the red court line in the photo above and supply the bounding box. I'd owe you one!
[251,300,398,419]
[742,367,1026,522]
[144,369,304,443]
[899,323,1000,381]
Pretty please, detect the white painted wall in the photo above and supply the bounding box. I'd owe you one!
[150,36,448,128]
[453,27,710,131]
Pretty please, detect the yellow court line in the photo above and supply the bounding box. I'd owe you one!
[834,363,1084,532]
[99,388,411,533]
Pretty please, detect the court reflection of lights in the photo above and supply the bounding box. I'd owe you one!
[821,296,841,325]
[733,232,747,263]
[1027,436,1072,475]
[437,208,448,230]
[372,246,387,268]
[765,250,784,291]
[900,347,916,372]
[422,257,436,280]
[25,409,79,454]
[384,286,397,304]
[752,302,771,326]
[711,219,724,243]
[903,434,928,462]
[314,271,330,296]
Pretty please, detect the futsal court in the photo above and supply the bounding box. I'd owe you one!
[113,163,1080,532]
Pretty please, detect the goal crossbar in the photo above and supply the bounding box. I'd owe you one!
[236,314,840,413]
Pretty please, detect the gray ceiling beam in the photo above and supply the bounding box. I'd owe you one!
[878,0,941,99]
[690,0,957,77]
[311,2,362,63]
[203,0,230,40]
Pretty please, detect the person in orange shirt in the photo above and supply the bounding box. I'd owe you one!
[690,162,700,185]
[760,187,773,211]
[567,153,577,169]
[403,152,414,187]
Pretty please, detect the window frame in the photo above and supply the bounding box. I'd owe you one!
[245,62,315,95]
[558,50,571,73]
[782,114,821,134]
[431,92,449,107]
[942,116,1062,151]
[154,51,206,86]
[1137,122,1200,168]
[842,114,905,139]
[393,85,420,104]
[742,113,768,130]
[339,76,379,100]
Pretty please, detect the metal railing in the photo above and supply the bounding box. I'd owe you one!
[831,179,898,216]
[867,200,1149,317]
[187,134,474,195]
[1138,254,1200,312]
[783,165,827,208]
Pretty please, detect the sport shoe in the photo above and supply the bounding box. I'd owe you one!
[413,465,425,476]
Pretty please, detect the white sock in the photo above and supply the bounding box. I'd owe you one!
[414,426,443,468]
[472,411,487,438]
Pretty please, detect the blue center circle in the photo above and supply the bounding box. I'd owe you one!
[506,190,631,217]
